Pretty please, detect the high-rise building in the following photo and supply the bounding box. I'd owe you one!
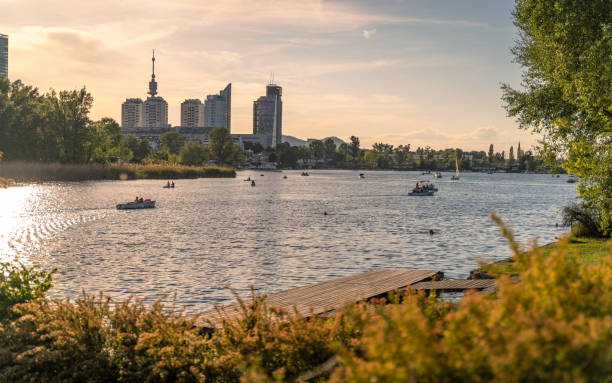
[204,83,231,131]
[143,50,168,128]
[121,98,143,128]
[253,83,282,148]
[181,99,204,127]
[0,34,8,78]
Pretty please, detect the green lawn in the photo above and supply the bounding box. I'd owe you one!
[479,236,611,277]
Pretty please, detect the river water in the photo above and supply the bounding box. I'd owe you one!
[0,170,577,313]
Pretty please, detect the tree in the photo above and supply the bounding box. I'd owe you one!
[179,141,208,166]
[349,136,360,166]
[394,144,411,167]
[508,146,515,166]
[372,142,394,169]
[488,144,494,164]
[502,0,611,235]
[338,142,349,161]
[209,127,236,165]
[309,140,324,160]
[160,131,184,155]
[323,138,337,159]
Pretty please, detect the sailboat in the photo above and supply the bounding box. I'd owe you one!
[451,157,460,181]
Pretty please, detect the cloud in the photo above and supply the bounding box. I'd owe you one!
[362,28,376,39]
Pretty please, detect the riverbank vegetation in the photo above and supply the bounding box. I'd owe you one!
[1,217,611,382]
[0,161,235,182]
[501,0,611,236]
[256,138,546,173]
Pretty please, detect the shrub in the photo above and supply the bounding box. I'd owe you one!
[330,216,612,382]
[0,262,55,320]
[562,202,605,238]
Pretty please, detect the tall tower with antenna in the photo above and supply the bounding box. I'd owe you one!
[148,50,158,97]
[143,49,168,129]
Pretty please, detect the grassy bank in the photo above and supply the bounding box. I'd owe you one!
[479,235,610,277]
[0,161,235,182]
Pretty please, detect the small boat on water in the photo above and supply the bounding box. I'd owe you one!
[566,174,578,183]
[359,173,365,179]
[433,171,442,178]
[301,171,310,176]
[450,157,460,181]
[421,170,431,175]
[409,181,437,196]
[409,190,434,196]
[116,200,156,210]
[163,181,175,188]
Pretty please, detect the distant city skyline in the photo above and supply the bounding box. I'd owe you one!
[1,0,536,150]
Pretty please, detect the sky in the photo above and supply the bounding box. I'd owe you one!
[1,0,538,151]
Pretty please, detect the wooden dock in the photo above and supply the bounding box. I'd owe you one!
[197,269,442,327]
[410,279,497,292]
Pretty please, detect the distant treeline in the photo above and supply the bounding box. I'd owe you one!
[256,137,545,171]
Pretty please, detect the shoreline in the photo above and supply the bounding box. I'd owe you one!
[0,161,236,182]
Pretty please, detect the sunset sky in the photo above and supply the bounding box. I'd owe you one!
[1,0,537,151]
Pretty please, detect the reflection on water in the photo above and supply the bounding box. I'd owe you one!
[0,171,577,313]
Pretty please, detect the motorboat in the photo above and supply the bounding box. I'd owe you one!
[433,171,442,178]
[283,175,288,179]
[301,172,310,176]
[116,199,156,210]
[359,173,365,179]
[409,190,434,196]
[566,174,578,183]
[421,170,431,175]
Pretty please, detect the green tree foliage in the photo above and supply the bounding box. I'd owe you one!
[338,142,349,162]
[275,143,299,168]
[372,143,393,168]
[309,140,324,160]
[0,77,133,164]
[160,131,185,155]
[209,127,238,165]
[488,144,494,164]
[394,144,411,167]
[501,0,612,235]
[323,138,337,159]
[349,136,360,165]
[0,263,56,320]
[179,141,209,166]
[126,135,151,162]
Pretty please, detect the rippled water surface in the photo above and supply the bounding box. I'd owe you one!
[0,170,578,312]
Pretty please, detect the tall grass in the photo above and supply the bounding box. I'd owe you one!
[0,161,235,182]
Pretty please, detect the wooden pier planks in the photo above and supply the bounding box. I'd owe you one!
[410,279,496,292]
[197,269,441,327]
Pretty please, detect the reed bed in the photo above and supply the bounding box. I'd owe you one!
[0,161,235,182]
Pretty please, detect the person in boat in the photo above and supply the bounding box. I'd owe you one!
[171,181,175,188]
[135,196,139,203]
[251,180,256,186]
[416,182,419,189]
[167,181,170,187]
